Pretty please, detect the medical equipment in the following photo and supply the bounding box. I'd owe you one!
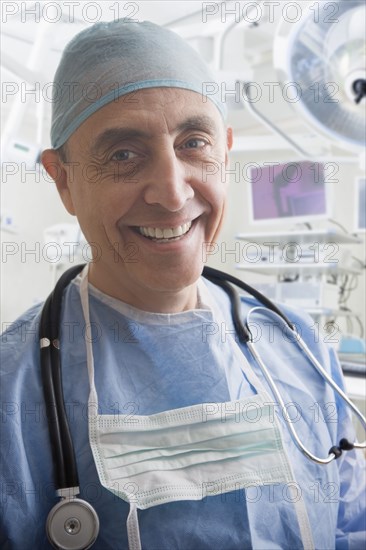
[39,264,366,549]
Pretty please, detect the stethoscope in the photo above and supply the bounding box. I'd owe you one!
[39,264,366,549]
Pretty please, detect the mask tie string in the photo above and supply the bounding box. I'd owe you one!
[127,502,142,550]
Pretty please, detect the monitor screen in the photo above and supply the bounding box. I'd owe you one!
[248,161,329,224]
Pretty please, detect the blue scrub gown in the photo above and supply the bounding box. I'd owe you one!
[1,276,365,549]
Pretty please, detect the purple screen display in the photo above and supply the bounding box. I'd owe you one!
[251,161,326,220]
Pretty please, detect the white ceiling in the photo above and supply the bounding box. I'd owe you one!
[0,1,295,148]
[0,0,363,159]
[0,3,203,85]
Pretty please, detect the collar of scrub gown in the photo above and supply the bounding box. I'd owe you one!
[74,269,261,407]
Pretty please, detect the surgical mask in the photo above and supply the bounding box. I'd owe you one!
[79,266,314,550]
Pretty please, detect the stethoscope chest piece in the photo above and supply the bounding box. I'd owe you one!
[46,497,99,550]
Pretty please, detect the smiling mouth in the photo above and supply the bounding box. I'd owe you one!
[135,221,193,243]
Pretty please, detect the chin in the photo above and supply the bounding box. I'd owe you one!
[142,262,203,293]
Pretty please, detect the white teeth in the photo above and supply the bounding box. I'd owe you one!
[138,221,192,240]
[172,226,183,237]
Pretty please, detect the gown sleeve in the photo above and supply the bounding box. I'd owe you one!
[327,348,366,548]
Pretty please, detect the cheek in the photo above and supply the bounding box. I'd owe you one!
[70,175,115,217]
[203,174,227,241]
[204,173,227,213]
[212,200,227,242]
[67,182,105,238]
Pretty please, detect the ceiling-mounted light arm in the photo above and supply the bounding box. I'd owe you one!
[208,0,264,71]
[242,81,312,158]
[241,81,358,164]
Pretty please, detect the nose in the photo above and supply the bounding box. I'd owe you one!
[143,146,194,211]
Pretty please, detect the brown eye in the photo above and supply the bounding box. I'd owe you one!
[111,150,138,161]
[183,138,207,149]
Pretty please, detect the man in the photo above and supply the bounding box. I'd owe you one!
[1,19,365,550]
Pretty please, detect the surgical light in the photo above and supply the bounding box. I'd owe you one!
[274,0,366,151]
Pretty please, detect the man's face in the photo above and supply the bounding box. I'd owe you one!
[51,88,232,305]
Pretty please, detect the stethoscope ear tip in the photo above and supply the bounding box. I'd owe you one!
[339,438,355,451]
[329,438,355,460]
[328,446,343,459]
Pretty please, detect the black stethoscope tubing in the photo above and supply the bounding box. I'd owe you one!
[203,265,295,341]
[39,263,365,548]
[40,264,85,490]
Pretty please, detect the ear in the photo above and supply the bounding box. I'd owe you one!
[41,149,76,215]
[225,126,233,166]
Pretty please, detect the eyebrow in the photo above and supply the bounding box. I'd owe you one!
[90,115,218,155]
[174,115,218,135]
[91,128,152,155]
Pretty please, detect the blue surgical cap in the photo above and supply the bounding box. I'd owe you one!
[51,19,226,149]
